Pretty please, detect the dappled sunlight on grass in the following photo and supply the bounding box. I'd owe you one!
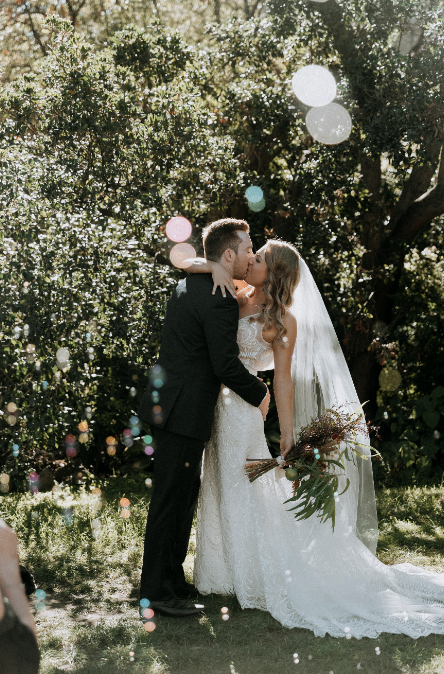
[2,480,444,672]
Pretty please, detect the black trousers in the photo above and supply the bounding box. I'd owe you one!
[140,427,204,602]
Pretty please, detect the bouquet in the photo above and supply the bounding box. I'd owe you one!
[245,405,378,530]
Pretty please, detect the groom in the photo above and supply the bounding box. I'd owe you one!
[138,218,270,617]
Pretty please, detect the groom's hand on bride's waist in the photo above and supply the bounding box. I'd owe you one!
[258,386,270,420]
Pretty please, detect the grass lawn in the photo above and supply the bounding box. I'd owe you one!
[2,476,444,674]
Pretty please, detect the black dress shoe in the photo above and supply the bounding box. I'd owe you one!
[174,582,197,599]
[148,598,205,617]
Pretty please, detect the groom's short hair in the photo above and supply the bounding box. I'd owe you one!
[202,219,250,262]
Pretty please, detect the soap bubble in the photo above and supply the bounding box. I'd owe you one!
[170,243,196,269]
[248,198,266,212]
[166,216,192,243]
[306,103,352,145]
[292,65,336,107]
[245,186,263,203]
[379,368,402,391]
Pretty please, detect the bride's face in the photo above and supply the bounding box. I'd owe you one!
[245,245,269,287]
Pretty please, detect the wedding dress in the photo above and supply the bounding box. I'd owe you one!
[194,310,444,639]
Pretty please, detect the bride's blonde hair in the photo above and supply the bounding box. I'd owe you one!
[258,240,301,346]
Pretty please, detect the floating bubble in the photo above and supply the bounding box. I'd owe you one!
[56,347,70,362]
[106,436,117,446]
[107,446,117,456]
[140,598,150,608]
[78,433,89,444]
[129,652,135,657]
[345,633,352,639]
[344,626,350,633]
[224,398,231,405]
[153,378,164,388]
[165,216,193,243]
[292,65,336,107]
[29,472,39,483]
[123,437,133,448]
[144,621,156,632]
[66,446,77,458]
[143,434,153,444]
[91,487,102,496]
[78,421,88,432]
[0,474,10,485]
[306,103,352,145]
[248,198,266,212]
[379,368,402,392]
[144,446,154,456]
[65,434,76,445]
[170,243,196,269]
[222,614,229,621]
[13,443,19,451]
[245,186,263,203]
[222,388,230,395]
[6,402,17,413]
[120,498,130,508]
[145,478,153,488]
[221,607,228,613]
[129,415,139,427]
[143,608,154,619]
[35,589,46,600]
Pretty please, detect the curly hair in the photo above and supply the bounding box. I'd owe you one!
[254,240,301,346]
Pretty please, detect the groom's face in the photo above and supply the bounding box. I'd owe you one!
[232,232,255,279]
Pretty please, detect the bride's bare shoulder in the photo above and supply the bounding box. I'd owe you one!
[284,309,297,335]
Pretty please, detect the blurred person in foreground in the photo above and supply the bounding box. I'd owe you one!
[0,519,40,674]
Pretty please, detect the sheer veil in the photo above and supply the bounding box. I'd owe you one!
[288,257,378,554]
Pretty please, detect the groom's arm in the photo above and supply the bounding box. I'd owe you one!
[204,294,267,407]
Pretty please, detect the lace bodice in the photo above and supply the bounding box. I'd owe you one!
[237,314,274,375]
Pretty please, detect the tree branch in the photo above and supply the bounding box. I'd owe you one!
[25,7,47,57]
[391,183,444,243]
[361,153,381,202]
[390,140,442,226]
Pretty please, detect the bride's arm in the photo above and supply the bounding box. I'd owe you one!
[183,258,237,298]
[272,312,297,459]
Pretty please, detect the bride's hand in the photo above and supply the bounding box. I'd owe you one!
[210,261,237,299]
[280,434,294,459]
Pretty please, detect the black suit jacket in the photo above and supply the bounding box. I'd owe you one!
[138,274,267,441]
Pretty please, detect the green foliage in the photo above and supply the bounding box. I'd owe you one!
[0,23,241,486]
[374,386,444,484]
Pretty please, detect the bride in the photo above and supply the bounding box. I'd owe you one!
[187,239,444,639]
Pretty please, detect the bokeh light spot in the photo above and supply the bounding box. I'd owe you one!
[6,402,17,413]
[140,598,150,608]
[248,198,266,212]
[66,446,77,458]
[245,186,263,203]
[165,216,192,243]
[221,607,228,614]
[306,103,352,145]
[144,446,154,456]
[142,608,154,619]
[292,65,336,107]
[107,446,117,456]
[120,498,130,508]
[143,434,153,444]
[170,243,196,269]
[35,589,46,600]
[145,478,153,488]
[143,621,156,632]
[379,368,402,391]
[121,510,131,519]
[78,421,88,432]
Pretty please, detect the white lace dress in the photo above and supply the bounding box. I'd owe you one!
[194,314,444,638]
